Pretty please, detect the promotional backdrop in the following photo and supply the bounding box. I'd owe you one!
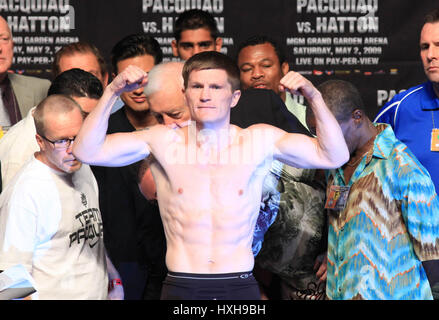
[1,0,438,119]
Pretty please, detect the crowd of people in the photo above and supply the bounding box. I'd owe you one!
[0,7,438,300]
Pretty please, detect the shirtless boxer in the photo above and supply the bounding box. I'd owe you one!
[73,51,349,300]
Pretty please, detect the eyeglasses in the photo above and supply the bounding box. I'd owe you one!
[40,134,76,150]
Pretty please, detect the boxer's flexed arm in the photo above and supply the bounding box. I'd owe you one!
[273,71,349,169]
[73,65,152,167]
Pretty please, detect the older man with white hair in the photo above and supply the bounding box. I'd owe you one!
[145,62,191,128]
[0,16,50,127]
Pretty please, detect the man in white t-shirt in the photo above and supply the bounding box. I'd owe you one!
[0,94,123,300]
[0,68,104,189]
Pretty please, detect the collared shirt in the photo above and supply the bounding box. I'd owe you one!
[0,75,21,126]
[326,124,439,300]
[374,81,439,193]
[285,93,308,130]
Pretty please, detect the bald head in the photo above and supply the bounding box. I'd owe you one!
[144,62,190,127]
[0,16,14,77]
[34,94,83,136]
[34,94,84,174]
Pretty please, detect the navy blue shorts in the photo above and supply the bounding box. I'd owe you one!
[160,271,261,300]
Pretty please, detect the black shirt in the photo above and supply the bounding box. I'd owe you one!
[231,88,311,135]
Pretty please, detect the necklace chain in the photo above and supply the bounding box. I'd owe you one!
[345,137,375,167]
[345,150,370,167]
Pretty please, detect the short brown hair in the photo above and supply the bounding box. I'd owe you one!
[182,51,240,91]
[52,41,107,79]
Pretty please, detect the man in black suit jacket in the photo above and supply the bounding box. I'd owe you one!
[0,16,50,126]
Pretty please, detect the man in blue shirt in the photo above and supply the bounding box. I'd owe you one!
[374,8,439,195]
